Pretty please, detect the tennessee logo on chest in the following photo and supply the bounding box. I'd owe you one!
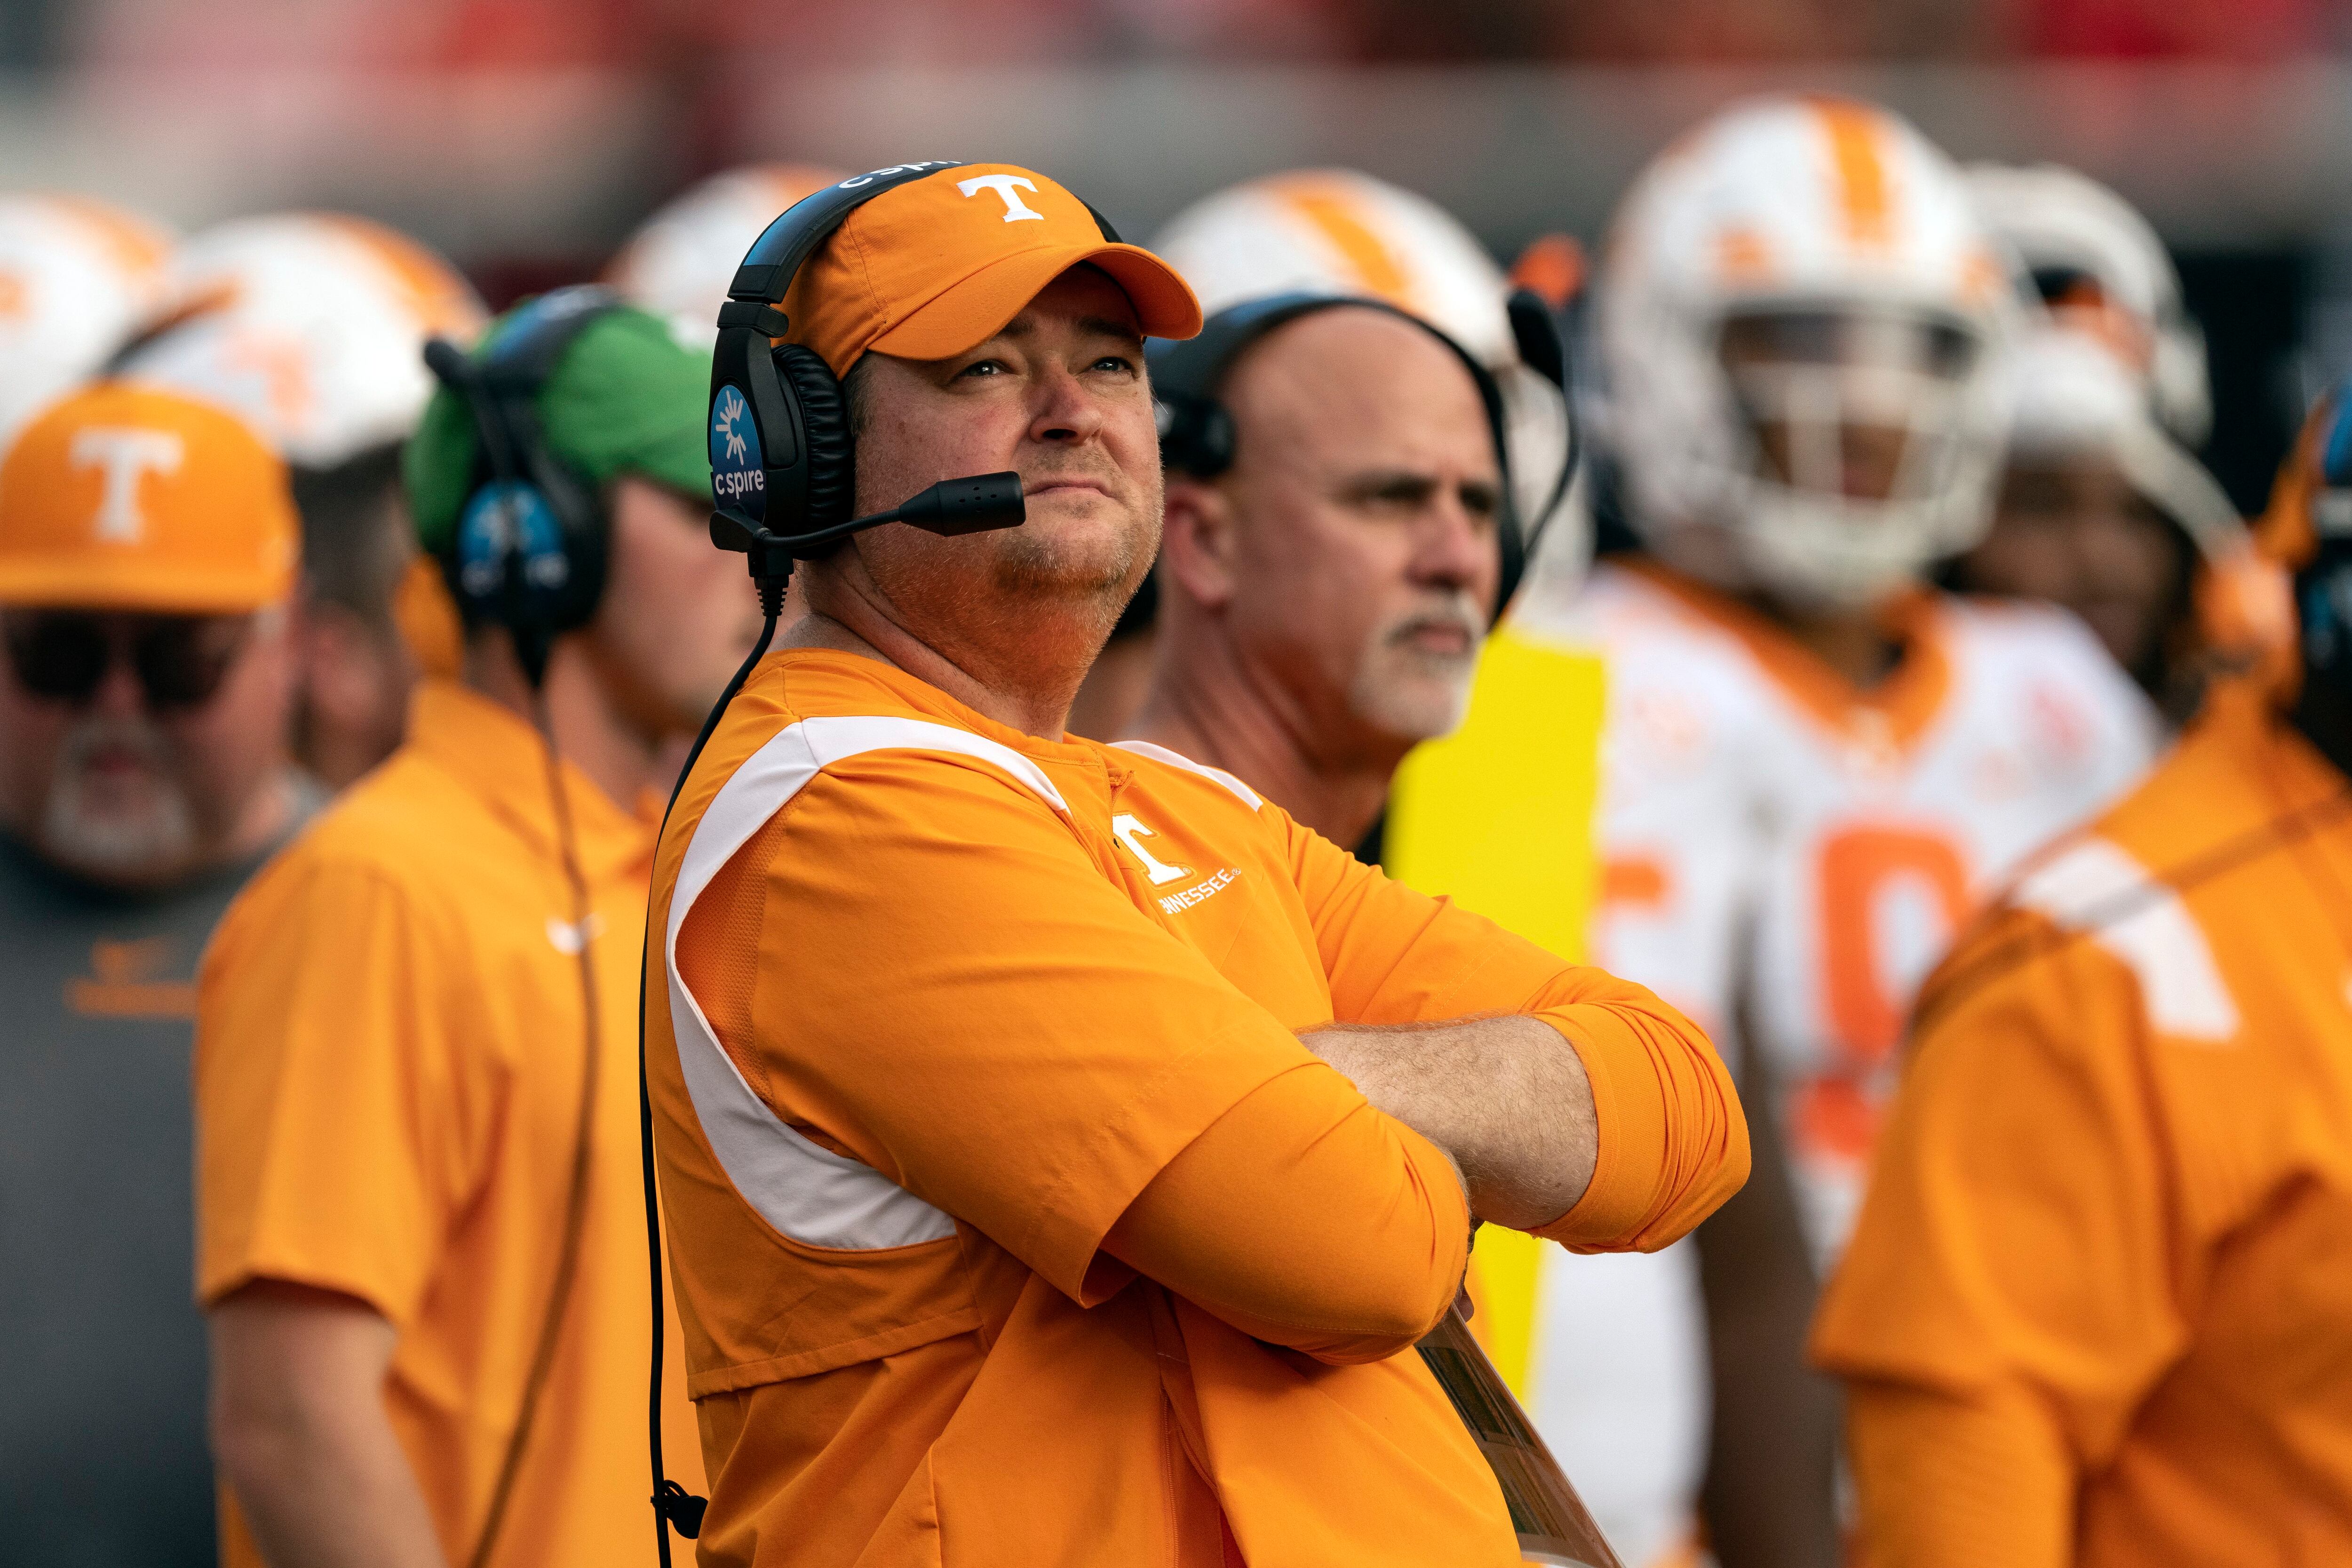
[1102,804,1331,1028]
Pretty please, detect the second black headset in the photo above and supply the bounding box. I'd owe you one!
[1149,286,1577,620]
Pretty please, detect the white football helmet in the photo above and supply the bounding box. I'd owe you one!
[0,194,175,446]
[119,213,485,469]
[2003,326,2240,557]
[1968,161,2209,447]
[1151,168,1582,588]
[607,164,845,348]
[1599,96,2019,612]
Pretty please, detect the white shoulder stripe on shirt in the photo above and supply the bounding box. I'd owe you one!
[2013,836,2241,1043]
[1111,739,1263,810]
[666,715,1070,1250]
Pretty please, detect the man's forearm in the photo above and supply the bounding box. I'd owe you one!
[1301,1014,1596,1232]
[209,1285,447,1568]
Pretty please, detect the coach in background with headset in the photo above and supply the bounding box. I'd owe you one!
[195,291,725,1568]
[1123,293,1516,848]
[1812,394,2343,1565]
[0,384,317,1568]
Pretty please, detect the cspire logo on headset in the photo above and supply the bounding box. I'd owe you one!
[710,383,765,520]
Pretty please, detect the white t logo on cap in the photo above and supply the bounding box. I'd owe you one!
[958,174,1045,224]
[71,428,184,543]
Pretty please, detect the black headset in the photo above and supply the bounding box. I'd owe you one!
[1148,286,1578,620]
[643,160,1156,1564]
[704,160,1120,581]
[422,284,619,686]
[416,287,621,1568]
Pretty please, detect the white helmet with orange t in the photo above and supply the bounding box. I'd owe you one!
[0,194,175,446]
[118,212,486,469]
[1599,95,2019,611]
[1967,161,2208,448]
[606,164,846,347]
[1150,169,1580,582]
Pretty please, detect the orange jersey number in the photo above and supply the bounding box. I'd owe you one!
[1798,824,1970,1165]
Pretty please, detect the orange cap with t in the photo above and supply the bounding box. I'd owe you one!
[0,382,299,613]
[782,163,1202,377]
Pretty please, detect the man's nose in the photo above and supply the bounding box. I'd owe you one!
[1026,363,1107,445]
[91,651,144,718]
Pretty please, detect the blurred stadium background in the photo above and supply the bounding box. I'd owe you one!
[2,0,2345,508]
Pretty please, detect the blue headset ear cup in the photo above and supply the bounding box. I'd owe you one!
[772,344,854,534]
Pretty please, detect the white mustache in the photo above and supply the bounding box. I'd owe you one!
[1380,593,1485,652]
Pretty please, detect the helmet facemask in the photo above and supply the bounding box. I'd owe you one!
[1709,302,1999,612]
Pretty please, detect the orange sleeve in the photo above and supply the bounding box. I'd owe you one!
[194,854,476,1321]
[1284,812,1749,1251]
[680,750,1455,1310]
[1102,1062,1469,1365]
[1810,910,2191,1568]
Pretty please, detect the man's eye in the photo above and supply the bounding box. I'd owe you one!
[1091,355,1137,375]
[958,359,1007,379]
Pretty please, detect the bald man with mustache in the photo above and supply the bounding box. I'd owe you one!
[1122,299,1502,848]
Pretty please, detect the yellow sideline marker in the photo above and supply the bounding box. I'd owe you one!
[1384,625,1605,1401]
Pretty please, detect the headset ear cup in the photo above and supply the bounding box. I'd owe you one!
[772,344,855,534]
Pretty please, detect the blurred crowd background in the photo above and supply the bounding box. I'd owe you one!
[2,0,2349,515]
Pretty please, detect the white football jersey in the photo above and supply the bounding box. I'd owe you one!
[1507,556,2161,1564]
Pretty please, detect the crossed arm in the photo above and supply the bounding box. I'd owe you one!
[1300,1013,1597,1232]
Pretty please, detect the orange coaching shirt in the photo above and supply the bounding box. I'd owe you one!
[196,681,705,1567]
[1813,686,2352,1566]
[648,649,1747,1568]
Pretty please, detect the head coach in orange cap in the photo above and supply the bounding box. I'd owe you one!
[0,382,315,1566]
[647,161,1748,1567]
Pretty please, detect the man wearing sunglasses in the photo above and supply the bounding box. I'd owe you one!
[0,382,314,1567]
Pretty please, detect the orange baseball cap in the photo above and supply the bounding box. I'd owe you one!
[0,382,299,613]
[782,163,1202,377]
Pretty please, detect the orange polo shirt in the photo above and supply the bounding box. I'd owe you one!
[648,648,1747,1568]
[196,680,705,1568]
[1813,685,2352,1566]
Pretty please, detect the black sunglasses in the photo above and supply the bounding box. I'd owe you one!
[2,611,252,711]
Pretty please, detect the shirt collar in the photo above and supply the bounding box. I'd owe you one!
[405,678,658,884]
[771,648,1124,777]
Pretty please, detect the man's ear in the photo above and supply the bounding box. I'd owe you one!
[1159,477,1239,612]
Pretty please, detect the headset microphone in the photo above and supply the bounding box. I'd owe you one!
[707,470,1026,586]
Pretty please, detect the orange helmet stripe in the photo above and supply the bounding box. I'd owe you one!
[1810,98,1893,249]
[1267,177,1413,306]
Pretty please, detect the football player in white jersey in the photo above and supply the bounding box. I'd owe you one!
[118,213,487,784]
[1509,96,2163,1567]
